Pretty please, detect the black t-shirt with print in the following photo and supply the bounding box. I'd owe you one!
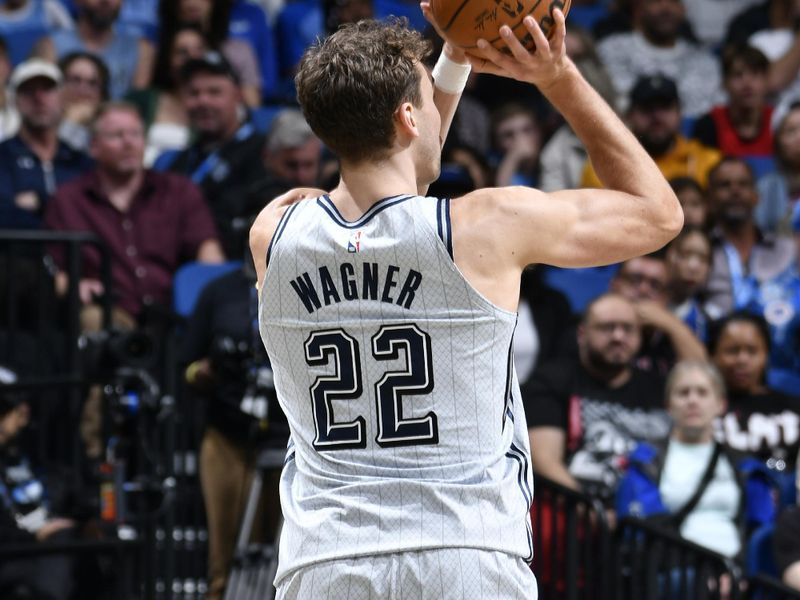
[523,359,670,497]
[718,389,800,471]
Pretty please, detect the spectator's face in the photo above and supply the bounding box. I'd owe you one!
[63,57,104,106]
[170,30,207,82]
[493,112,541,160]
[90,109,145,175]
[612,257,669,304]
[182,73,242,139]
[712,321,768,394]
[708,161,758,228]
[667,367,725,438]
[725,61,768,111]
[667,231,711,295]
[0,50,11,88]
[180,0,212,25]
[266,138,322,187]
[579,296,642,371]
[675,184,707,228]
[0,403,29,446]
[627,102,681,157]
[638,0,684,44]
[15,76,62,132]
[78,0,121,29]
[776,108,800,170]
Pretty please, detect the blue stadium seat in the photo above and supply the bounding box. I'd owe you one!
[173,261,243,318]
[680,116,696,138]
[542,264,620,314]
[251,104,287,134]
[567,5,609,31]
[230,0,279,100]
[746,523,779,578]
[743,155,777,180]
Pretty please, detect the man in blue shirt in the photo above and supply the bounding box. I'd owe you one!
[0,59,92,229]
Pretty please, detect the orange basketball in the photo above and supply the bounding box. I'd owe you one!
[430,0,571,52]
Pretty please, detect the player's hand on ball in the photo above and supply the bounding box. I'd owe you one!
[420,2,468,65]
[468,9,571,91]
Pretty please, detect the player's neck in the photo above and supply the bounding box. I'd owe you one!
[331,158,419,220]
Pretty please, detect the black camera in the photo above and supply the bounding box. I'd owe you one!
[78,329,157,383]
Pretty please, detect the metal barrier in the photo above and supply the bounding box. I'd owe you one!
[614,516,744,600]
[746,574,800,600]
[531,475,614,600]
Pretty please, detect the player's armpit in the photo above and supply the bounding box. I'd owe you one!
[250,187,327,290]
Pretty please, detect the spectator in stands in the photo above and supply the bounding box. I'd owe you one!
[616,360,776,558]
[0,367,77,600]
[524,293,671,499]
[158,0,263,106]
[683,0,761,49]
[540,25,616,192]
[726,0,800,102]
[0,38,19,141]
[261,108,322,188]
[711,311,800,474]
[58,51,109,152]
[34,0,154,99]
[757,101,800,234]
[705,157,795,314]
[514,266,574,386]
[156,52,267,259]
[666,227,721,343]
[692,45,774,158]
[735,203,800,396]
[669,176,708,228]
[489,102,542,187]
[0,59,93,229]
[127,24,209,166]
[181,257,285,600]
[45,102,225,328]
[0,0,73,67]
[775,503,800,590]
[582,75,722,189]
[610,252,708,376]
[597,0,722,117]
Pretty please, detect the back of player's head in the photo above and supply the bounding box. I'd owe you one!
[295,18,431,164]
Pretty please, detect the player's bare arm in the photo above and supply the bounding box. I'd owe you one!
[250,187,326,289]
[452,11,683,311]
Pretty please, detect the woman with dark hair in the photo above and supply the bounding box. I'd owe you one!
[158,0,262,106]
[666,226,721,342]
[669,176,708,229]
[710,311,800,475]
[58,51,110,151]
[757,100,800,234]
[126,24,209,165]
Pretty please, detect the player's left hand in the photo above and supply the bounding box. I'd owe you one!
[420,2,469,65]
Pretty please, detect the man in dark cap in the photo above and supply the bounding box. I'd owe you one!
[583,74,721,188]
[154,51,267,259]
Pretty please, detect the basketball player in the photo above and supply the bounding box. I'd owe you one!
[250,9,683,599]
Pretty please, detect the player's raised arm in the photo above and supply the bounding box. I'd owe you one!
[461,10,683,269]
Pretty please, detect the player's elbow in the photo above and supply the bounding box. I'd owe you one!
[650,189,684,245]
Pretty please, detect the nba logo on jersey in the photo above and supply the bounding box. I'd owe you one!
[347,230,364,253]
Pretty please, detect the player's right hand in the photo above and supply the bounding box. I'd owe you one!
[467,10,572,92]
[419,2,468,65]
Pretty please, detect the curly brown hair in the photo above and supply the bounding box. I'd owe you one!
[295,18,432,163]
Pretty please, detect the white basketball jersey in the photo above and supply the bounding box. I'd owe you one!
[259,194,534,585]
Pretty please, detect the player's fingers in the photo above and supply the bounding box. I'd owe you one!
[550,9,567,54]
[473,38,513,71]
[466,53,505,77]
[523,15,550,57]
[497,24,530,62]
[420,2,444,37]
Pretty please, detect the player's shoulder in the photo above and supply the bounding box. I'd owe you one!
[451,186,548,223]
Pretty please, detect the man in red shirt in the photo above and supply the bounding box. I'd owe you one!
[45,101,224,326]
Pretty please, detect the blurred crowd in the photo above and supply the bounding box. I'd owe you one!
[1,0,800,598]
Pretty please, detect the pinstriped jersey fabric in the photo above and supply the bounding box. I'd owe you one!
[259,194,534,585]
